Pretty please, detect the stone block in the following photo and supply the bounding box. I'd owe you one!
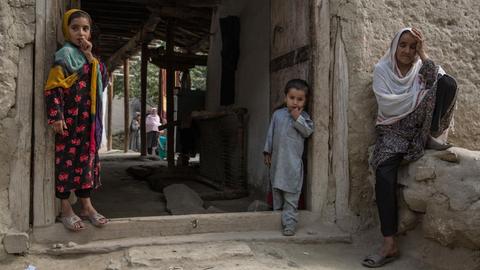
[434,151,459,163]
[3,232,29,254]
[415,166,436,181]
[402,184,435,213]
[435,176,480,211]
[163,184,206,215]
[423,200,480,249]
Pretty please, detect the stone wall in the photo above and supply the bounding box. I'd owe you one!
[397,148,480,249]
[331,0,480,229]
[0,0,35,257]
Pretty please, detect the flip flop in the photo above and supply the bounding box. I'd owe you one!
[80,212,108,227]
[57,214,85,232]
[362,253,399,268]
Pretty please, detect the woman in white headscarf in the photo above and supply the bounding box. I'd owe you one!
[364,28,457,268]
[146,108,162,155]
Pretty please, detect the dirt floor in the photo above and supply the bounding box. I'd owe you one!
[87,152,253,219]
[3,227,479,270]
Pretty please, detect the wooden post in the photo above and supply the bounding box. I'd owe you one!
[107,73,113,151]
[10,44,34,232]
[158,68,163,119]
[166,19,176,168]
[33,0,56,227]
[307,0,330,214]
[140,42,148,156]
[123,59,130,153]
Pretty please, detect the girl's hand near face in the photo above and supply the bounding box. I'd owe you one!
[52,120,67,135]
[79,38,94,63]
[411,28,427,61]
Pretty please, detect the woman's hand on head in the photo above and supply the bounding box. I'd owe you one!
[411,28,428,61]
[79,38,94,63]
[52,120,67,135]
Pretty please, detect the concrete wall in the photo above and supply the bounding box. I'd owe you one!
[207,0,270,195]
[0,0,35,257]
[331,0,480,229]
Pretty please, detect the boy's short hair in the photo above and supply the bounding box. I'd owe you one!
[284,79,309,96]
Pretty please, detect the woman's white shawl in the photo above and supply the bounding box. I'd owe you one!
[373,27,444,125]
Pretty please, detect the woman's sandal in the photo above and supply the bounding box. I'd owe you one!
[80,212,108,227]
[362,253,399,268]
[57,214,85,232]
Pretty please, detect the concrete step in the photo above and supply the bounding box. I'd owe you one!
[31,226,351,256]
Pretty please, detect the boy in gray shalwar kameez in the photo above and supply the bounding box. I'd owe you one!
[263,79,314,236]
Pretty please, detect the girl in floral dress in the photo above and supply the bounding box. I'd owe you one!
[45,9,108,231]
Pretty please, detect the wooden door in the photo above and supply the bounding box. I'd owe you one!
[270,0,311,111]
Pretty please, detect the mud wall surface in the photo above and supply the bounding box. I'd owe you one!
[331,0,480,229]
[0,0,35,258]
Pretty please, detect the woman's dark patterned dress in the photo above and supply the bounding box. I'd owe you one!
[370,59,457,170]
[45,62,108,194]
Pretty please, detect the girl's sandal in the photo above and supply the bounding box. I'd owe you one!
[81,212,108,227]
[58,214,85,232]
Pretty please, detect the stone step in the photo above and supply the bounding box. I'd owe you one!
[30,211,350,251]
[32,212,316,245]
[31,226,351,256]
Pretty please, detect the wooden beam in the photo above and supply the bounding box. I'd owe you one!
[152,6,210,20]
[307,0,330,213]
[186,30,211,52]
[166,19,175,168]
[107,74,113,151]
[123,59,130,153]
[150,52,207,68]
[107,14,161,70]
[140,43,148,156]
[33,0,57,227]
[141,0,221,7]
[158,68,163,118]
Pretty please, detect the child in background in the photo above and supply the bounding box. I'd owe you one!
[263,79,314,236]
[45,9,108,231]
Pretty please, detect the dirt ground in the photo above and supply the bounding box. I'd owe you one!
[2,227,479,270]
[5,153,478,269]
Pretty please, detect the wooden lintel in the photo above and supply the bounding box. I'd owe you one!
[148,0,220,7]
[150,52,207,67]
[151,62,194,70]
[155,6,209,19]
[107,14,161,70]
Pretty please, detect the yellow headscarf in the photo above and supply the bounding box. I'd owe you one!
[62,8,82,41]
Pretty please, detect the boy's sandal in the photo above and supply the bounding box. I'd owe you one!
[282,228,295,236]
[58,214,85,232]
[361,253,399,268]
[81,212,108,227]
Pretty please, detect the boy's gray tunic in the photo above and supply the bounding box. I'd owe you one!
[264,108,314,193]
